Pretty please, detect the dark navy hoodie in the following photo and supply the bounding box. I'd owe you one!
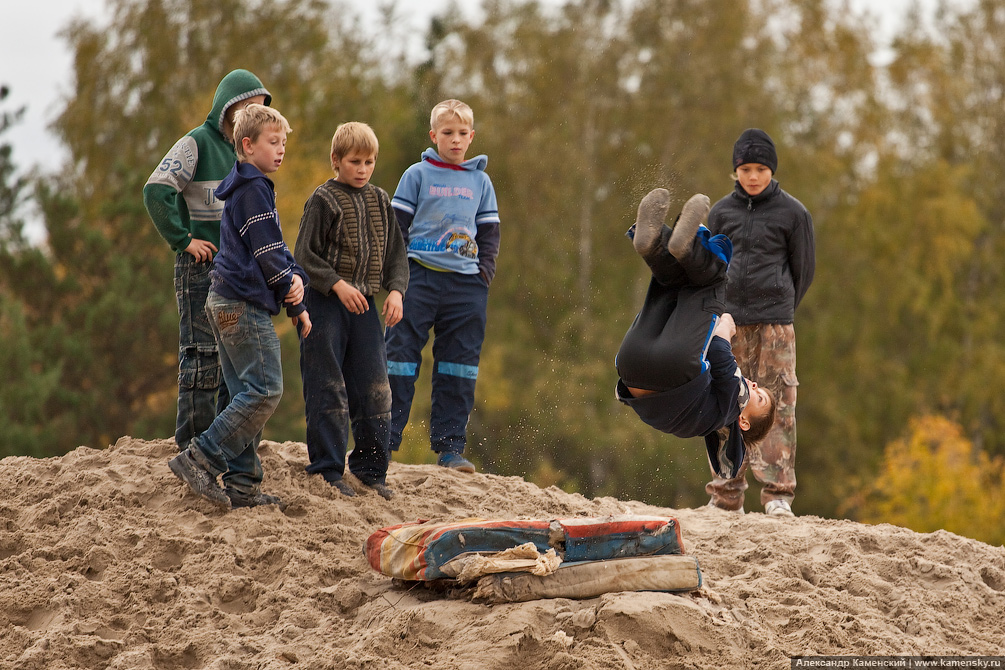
[211,161,307,316]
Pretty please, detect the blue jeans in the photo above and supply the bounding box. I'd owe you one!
[300,288,390,485]
[188,291,283,493]
[174,254,229,450]
[385,262,488,455]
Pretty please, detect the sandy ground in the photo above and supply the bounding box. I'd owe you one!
[1,436,1003,669]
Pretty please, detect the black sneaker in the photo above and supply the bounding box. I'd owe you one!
[227,489,287,511]
[329,479,356,497]
[168,450,230,507]
[367,482,394,501]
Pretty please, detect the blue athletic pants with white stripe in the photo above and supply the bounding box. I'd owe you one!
[386,261,488,455]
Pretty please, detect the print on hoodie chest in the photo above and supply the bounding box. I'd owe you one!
[412,183,478,260]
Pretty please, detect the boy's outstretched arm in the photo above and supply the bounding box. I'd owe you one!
[286,275,311,337]
[712,313,736,342]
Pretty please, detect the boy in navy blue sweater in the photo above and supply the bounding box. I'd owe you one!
[615,189,776,480]
[169,104,311,510]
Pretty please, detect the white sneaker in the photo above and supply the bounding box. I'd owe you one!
[765,499,795,517]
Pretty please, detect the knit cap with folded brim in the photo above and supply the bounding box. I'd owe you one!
[732,128,777,173]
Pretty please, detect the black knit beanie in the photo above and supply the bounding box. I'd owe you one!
[732,128,777,173]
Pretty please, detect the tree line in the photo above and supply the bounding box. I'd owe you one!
[2,0,1004,540]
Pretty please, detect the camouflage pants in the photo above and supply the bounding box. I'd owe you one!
[706,323,798,511]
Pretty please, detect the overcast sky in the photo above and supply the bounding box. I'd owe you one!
[0,0,957,176]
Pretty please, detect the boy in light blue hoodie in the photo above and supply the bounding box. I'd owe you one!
[385,99,500,473]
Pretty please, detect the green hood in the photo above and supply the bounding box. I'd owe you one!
[208,69,272,135]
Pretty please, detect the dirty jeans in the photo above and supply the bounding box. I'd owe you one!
[188,291,282,493]
[300,288,390,486]
[174,254,229,450]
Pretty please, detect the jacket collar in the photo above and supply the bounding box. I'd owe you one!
[733,179,780,205]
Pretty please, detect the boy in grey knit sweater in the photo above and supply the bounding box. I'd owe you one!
[294,122,408,500]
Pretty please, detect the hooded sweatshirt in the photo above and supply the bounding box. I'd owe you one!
[143,69,272,253]
[211,161,307,317]
[391,148,500,281]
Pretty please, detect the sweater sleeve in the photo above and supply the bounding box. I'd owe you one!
[391,165,420,244]
[474,174,501,285]
[475,221,500,285]
[143,136,199,252]
[382,192,410,295]
[294,189,343,296]
[143,183,192,252]
[788,206,816,310]
[707,336,745,425]
[393,208,413,246]
[238,181,303,313]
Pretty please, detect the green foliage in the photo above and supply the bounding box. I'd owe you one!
[848,415,1005,546]
[0,86,29,250]
[3,0,1005,538]
[0,87,65,456]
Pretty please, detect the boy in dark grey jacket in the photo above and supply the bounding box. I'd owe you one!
[704,128,815,516]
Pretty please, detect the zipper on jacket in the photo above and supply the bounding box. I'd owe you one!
[739,197,754,314]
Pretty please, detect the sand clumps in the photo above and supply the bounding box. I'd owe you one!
[1,437,1003,669]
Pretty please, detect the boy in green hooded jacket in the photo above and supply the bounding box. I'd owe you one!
[143,69,271,457]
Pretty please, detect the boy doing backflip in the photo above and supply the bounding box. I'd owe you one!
[616,189,776,481]
[385,99,501,473]
[169,104,311,510]
[295,122,408,500]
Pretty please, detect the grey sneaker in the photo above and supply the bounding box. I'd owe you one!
[437,452,476,473]
[632,188,671,258]
[765,499,795,517]
[667,193,711,260]
[330,479,356,497]
[367,482,394,501]
[227,489,287,511]
[168,450,230,507]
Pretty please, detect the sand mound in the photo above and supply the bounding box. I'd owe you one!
[1,437,1003,669]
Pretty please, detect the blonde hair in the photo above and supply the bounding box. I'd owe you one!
[430,99,474,131]
[330,122,379,173]
[233,104,292,161]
